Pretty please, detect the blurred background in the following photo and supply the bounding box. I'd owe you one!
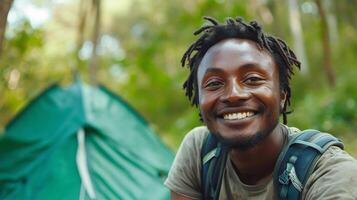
[0,0,356,156]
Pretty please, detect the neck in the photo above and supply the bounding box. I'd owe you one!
[229,124,286,185]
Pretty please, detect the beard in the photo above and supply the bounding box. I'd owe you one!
[215,122,279,151]
[219,130,270,150]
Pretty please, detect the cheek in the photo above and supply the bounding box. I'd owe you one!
[199,103,212,126]
[198,90,207,112]
[252,86,281,110]
[199,95,211,116]
[198,92,218,121]
[198,88,214,106]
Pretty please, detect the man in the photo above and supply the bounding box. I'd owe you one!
[164,16,357,199]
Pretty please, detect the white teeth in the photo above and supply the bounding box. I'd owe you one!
[223,112,254,120]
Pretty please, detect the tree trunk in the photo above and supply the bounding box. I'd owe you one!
[316,0,336,87]
[89,0,101,84]
[288,0,309,75]
[72,0,89,79]
[76,0,89,57]
[0,0,14,57]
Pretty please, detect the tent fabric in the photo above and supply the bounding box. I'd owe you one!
[0,81,174,200]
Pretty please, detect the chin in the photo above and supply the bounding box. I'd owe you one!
[217,129,272,150]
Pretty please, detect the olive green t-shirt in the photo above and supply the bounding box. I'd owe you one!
[164,126,357,199]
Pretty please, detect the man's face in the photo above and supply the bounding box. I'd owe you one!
[197,38,285,148]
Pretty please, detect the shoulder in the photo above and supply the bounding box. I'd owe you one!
[164,126,210,199]
[314,145,357,178]
[282,127,357,198]
[312,145,357,180]
[303,138,357,199]
[284,125,300,138]
[181,126,210,150]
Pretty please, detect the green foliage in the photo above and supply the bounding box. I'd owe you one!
[0,20,44,124]
[0,19,72,126]
[1,0,356,157]
[289,70,357,155]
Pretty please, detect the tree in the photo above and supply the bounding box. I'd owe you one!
[288,0,309,74]
[0,0,14,57]
[316,0,336,86]
[88,0,101,84]
[74,0,101,84]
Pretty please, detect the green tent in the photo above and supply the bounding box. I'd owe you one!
[0,81,174,200]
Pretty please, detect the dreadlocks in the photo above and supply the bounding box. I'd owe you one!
[181,16,301,124]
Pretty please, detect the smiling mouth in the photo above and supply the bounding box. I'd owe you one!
[223,111,255,120]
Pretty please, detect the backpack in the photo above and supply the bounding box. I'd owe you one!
[201,129,344,200]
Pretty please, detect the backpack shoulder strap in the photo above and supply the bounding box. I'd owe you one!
[201,133,229,200]
[273,129,344,200]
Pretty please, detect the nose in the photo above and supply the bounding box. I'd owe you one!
[221,79,249,103]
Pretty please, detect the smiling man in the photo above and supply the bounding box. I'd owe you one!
[164,16,357,200]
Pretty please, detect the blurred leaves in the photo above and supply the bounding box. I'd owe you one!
[0,0,356,156]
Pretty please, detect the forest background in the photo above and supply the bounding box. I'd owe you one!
[0,0,356,157]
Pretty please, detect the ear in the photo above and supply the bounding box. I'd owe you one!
[280,90,287,111]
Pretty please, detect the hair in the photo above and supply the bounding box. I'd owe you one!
[181,16,301,124]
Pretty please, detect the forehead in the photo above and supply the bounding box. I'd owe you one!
[197,38,277,79]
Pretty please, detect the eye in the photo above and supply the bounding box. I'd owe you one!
[244,75,265,85]
[203,78,224,90]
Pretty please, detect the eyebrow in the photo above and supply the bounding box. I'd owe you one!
[203,67,224,74]
[238,63,263,70]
